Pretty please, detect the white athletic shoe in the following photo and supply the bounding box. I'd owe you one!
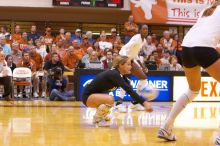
[215,135,220,146]
[93,104,112,124]
[33,92,39,98]
[115,104,127,113]
[17,92,23,98]
[129,103,145,111]
[158,128,176,141]
[41,92,46,98]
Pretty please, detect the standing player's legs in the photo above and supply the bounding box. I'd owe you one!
[158,66,201,141]
[86,94,114,125]
[129,61,147,110]
[130,61,147,94]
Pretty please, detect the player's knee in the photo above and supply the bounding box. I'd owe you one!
[108,97,115,106]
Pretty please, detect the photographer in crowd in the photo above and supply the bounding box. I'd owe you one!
[44,52,74,101]
[43,52,66,93]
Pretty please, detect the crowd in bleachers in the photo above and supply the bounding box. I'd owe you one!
[0,15,187,100]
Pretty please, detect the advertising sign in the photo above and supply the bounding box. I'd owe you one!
[79,74,172,101]
[173,76,220,101]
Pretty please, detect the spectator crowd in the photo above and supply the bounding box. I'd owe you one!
[0,15,188,100]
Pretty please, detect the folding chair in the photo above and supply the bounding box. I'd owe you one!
[13,67,32,99]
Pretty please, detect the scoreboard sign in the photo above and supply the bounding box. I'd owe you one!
[53,0,123,8]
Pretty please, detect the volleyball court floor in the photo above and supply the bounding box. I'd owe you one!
[0,101,219,146]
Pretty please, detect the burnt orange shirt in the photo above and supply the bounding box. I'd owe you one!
[55,34,65,43]
[62,53,79,69]
[160,38,177,50]
[17,59,36,73]
[44,35,54,46]
[73,47,84,60]
[80,42,91,52]
[12,33,22,43]
[29,52,43,71]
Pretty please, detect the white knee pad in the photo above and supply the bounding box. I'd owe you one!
[184,89,199,102]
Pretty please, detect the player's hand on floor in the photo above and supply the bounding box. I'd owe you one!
[143,101,153,112]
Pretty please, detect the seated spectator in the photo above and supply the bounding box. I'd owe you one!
[11,42,22,64]
[0,52,13,101]
[11,25,22,43]
[63,32,72,48]
[29,45,43,71]
[151,33,159,46]
[56,39,66,60]
[0,26,10,39]
[98,32,112,51]
[86,31,95,45]
[17,50,39,98]
[35,39,47,59]
[44,44,61,62]
[93,42,104,59]
[80,35,91,52]
[71,29,82,43]
[72,39,84,60]
[108,28,117,44]
[160,30,176,54]
[19,32,28,51]
[152,50,161,67]
[156,43,164,59]
[81,47,93,64]
[102,50,113,69]
[29,45,46,97]
[140,35,156,58]
[144,55,157,70]
[62,46,80,72]
[43,26,54,47]
[55,28,65,43]
[160,50,171,64]
[169,55,183,71]
[85,51,103,69]
[27,24,41,45]
[0,36,11,56]
[113,40,123,52]
[5,55,16,72]
[112,49,119,59]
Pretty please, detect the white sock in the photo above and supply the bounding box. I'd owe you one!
[163,89,199,130]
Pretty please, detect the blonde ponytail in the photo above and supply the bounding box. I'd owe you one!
[112,56,129,69]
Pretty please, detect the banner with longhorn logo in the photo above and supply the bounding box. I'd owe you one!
[130,0,214,25]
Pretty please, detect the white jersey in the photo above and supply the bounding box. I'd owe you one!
[119,34,146,59]
[182,6,220,48]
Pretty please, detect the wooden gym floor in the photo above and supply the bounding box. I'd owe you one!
[0,101,219,146]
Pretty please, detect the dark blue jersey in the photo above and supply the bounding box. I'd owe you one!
[83,69,146,104]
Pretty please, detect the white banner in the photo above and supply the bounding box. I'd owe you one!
[173,76,220,101]
[130,0,215,25]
